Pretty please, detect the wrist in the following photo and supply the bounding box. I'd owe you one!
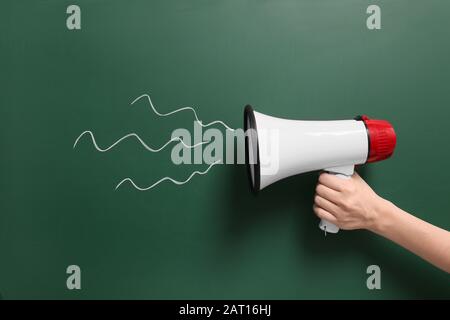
[367,197,396,234]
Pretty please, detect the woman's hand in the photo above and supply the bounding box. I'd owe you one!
[313,171,387,231]
[313,171,450,273]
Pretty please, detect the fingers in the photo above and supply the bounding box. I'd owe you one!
[315,183,341,205]
[314,194,339,215]
[313,204,338,224]
[318,172,345,191]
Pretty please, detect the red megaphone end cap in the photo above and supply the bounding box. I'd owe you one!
[360,115,397,163]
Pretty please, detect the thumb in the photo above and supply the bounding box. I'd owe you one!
[353,171,362,180]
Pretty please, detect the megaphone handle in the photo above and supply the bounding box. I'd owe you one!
[318,165,355,234]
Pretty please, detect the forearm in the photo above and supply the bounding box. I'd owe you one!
[369,199,450,273]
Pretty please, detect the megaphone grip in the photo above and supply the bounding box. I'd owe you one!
[318,165,355,234]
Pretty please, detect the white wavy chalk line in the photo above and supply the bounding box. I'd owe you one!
[131,93,235,131]
[74,94,230,191]
[73,130,207,152]
[115,160,221,191]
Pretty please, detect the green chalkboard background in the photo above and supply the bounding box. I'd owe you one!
[1,0,449,299]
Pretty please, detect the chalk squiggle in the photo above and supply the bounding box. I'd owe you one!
[115,160,221,191]
[131,93,235,131]
[73,130,207,152]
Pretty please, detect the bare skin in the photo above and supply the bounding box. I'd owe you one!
[313,172,450,274]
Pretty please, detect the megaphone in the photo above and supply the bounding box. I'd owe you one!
[244,105,396,234]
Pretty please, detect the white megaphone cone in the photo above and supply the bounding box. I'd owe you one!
[244,105,396,234]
